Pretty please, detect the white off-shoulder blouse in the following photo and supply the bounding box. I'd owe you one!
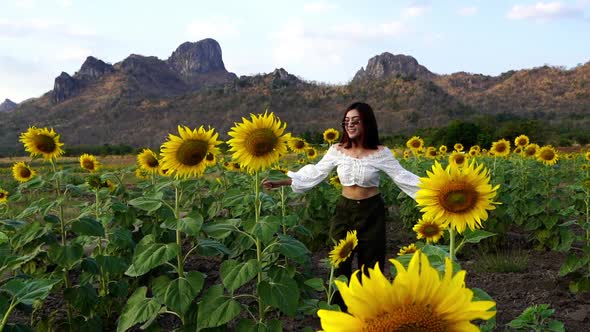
[287,145,420,199]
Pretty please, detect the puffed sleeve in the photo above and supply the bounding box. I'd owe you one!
[378,148,420,200]
[287,145,338,193]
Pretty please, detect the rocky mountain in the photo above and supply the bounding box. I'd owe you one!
[352,52,436,82]
[0,39,588,154]
[0,99,17,113]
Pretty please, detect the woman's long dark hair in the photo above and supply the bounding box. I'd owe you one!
[339,102,380,149]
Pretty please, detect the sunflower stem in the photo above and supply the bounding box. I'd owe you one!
[254,171,265,322]
[327,264,335,305]
[280,186,287,235]
[0,298,18,331]
[449,228,456,261]
[95,188,108,296]
[175,186,184,278]
[50,159,73,329]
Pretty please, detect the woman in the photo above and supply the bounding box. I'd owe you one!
[262,102,420,278]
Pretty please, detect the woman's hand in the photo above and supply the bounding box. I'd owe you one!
[261,178,291,190]
[261,179,276,190]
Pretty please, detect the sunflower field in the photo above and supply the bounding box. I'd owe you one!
[0,116,589,331]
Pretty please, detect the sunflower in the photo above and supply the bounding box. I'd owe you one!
[470,145,481,153]
[425,147,438,159]
[453,143,464,152]
[524,144,540,157]
[329,175,342,190]
[158,166,170,177]
[323,128,340,144]
[227,112,290,173]
[0,188,8,204]
[406,136,424,152]
[565,153,574,160]
[288,137,308,154]
[413,217,447,244]
[398,243,418,256]
[468,149,480,157]
[137,149,160,174]
[104,180,116,192]
[160,125,222,178]
[306,147,318,159]
[135,168,149,179]
[223,161,243,172]
[79,154,100,172]
[449,151,468,168]
[513,147,523,155]
[490,139,511,157]
[329,230,358,268]
[416,161,500,233]
[438,145,448,154]
[584,151,590,161]
[19,126,65,160]
[204,152,216,166]
[582,164,589,171]
[317,250,496,331]
[514,134,530,147]
[403,150,411,160]
[536,145,559,166]
[12,162,36,183]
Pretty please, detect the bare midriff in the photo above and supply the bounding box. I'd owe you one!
[341,185,379,200]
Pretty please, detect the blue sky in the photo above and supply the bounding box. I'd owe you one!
[1,0,589,103]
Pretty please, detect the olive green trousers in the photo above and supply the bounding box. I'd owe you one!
[329,193,386,278]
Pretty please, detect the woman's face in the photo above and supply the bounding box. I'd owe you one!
[344,109,363,140]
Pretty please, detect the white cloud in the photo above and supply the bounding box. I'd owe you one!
[54,46,92,61]
[0,18,96,39]
[186,17,240,40]
[270,19,346,68]
[303,1,339,13]
[328,21,407,41]
[403,4,431,18]
[0,56,53,102]
[268,18,410,82]
[56,0,73,7]
[457,6,478,16]
[507,2,584,20]
[15,0,36,9]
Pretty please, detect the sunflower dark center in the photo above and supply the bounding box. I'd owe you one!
[33,134,57,153]
[82,159,95,170]
[517,139,527,146]
[246,129,278,157]
[338,241,355,259]
[176,139,209,166]
[495,144,507,153]
[454,155,465,164]
[206,152,215,161]
[411,141,421,148]
[326,132,336,140]
[19,167,32,178]
[540,150,555,160]
[363,304,446,332]
[0,192,6,199]
[421,224,441,237]
[294,140,305,149]
[145,155,159,168]
[307,149,316,157]
[525,148,536,156]
[439,182,478,213]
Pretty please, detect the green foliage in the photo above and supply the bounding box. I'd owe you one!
[507,304,565,332]
[473,249,530,273]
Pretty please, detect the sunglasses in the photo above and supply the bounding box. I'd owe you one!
[341,120,361,127]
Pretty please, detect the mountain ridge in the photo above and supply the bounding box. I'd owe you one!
[1,38,588,152]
